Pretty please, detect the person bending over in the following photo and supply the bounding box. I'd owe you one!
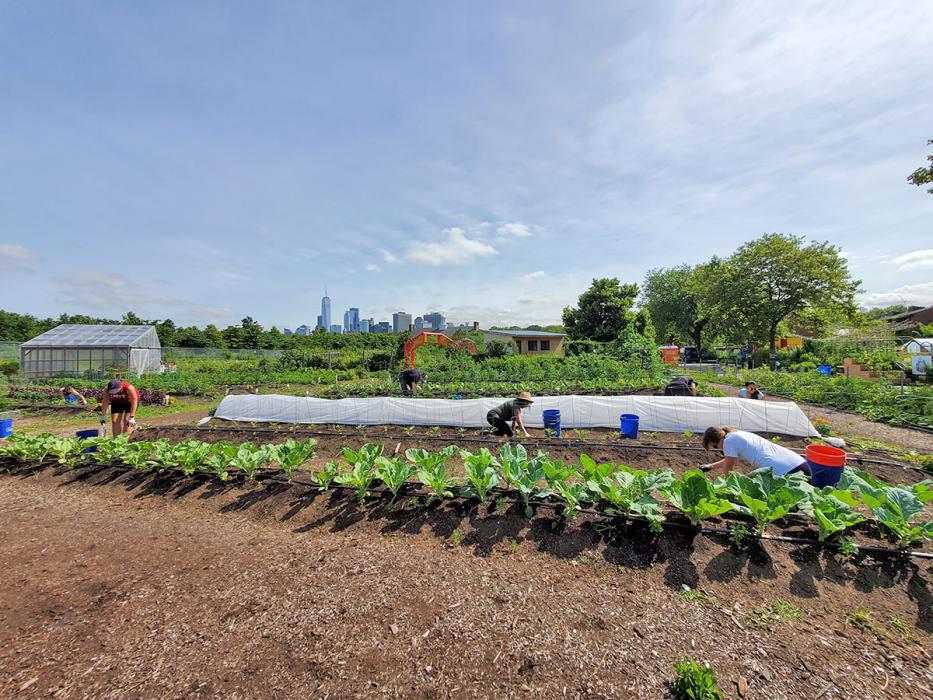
[738,381,764,399]
[399,367,426,395]
[701,426,808,478]
[61,385,87,405]
[100,378,139,437]
[664,375,698,396]
[485,392,533,438]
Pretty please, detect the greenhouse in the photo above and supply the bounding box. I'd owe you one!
[19,324,162,379]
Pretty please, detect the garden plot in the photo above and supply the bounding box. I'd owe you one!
[0,460,931,699]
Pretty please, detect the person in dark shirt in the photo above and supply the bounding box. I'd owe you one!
[399,367,426,395]
[664,375,698,397]
[738,381,764,399]
[485,392,533,438]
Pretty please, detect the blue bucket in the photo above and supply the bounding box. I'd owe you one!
[542,409,561,437]
[76,429,99,453]
[816,365,832,377]
[620,414,640,439]
[0,418,12,439]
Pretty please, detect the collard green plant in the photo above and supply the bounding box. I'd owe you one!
[267,438,318,479]
[586,464,673,532]
[230,443,268,479]
[373,456,414,504]
[662,470,733,527]
[311,461,340,491]
[836,468,932,547]
[798,489,866,541]
[715,469,810,534]
[460,448,500,501]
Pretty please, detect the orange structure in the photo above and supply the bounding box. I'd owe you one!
[403,332,477,368]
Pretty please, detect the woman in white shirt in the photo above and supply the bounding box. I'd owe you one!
[701,426,808,477]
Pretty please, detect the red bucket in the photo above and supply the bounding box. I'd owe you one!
[806,444,846,467]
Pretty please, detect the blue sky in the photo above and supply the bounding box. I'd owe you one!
[2,1,932,330]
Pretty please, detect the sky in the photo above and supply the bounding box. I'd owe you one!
[1,1,932,330]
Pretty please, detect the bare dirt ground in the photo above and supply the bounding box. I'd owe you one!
[706,382,933,453]
[1,464,931,699]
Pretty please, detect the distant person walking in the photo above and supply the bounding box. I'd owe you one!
[100,378,139,436]
[399,367,426,395]
[485,392,533,438]
[664,375,698,397]
[60,385,87,405]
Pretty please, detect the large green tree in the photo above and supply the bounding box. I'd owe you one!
[562,278,639,342]
[712,233,860,352]
[908,140,933,194]
[641,261,721,353]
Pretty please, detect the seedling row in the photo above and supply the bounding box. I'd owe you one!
[2,433,930,551]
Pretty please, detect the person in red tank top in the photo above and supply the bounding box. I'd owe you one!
[100,378,140,436]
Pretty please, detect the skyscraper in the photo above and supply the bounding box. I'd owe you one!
[321,288,331,332]
[424,311,446,331]
[346,307,360,333]
[392,311,412,333]
[359,319,371,333]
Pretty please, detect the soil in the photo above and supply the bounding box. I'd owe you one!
[1,464,931,699]
[706,382,933,453]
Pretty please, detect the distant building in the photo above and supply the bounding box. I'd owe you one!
[414,316,424,331]
[424,311,446,331]
[359,319,370,333]
[393,312,412,333]
[295,325,312,336]
[481,329,566,356]
[373,321,391,333]
[886,304,933,332]
[283,328,294,336]
[344,307,360,333]
[330,324,342,334]
[315,314,324,330]
[321,289,332,332]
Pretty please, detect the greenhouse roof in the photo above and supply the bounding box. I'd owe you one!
[22,324,161,348]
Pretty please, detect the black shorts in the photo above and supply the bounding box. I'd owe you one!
[110,400,132,414]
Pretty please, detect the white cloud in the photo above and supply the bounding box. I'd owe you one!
[859,281,933,308]
[0,244,33,260]
[517,271,546,284]
[497,221,531,238]
[365,263,381,272]
[381,250,400,264]
[52,272,234,325]
[891,249,933,271]
[406,227,497,266]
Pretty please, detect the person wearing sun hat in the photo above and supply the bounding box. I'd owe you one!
[99,378,140,436]
[485,391,533,438]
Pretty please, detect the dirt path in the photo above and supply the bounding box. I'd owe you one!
[1,467,930,699]
[706,382,933,453]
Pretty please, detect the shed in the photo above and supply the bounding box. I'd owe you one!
[20,324,161,379]
[482,329,566,355]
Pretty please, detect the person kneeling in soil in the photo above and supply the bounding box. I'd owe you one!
[61,385,88,405]
[701,426,809,478]
[399,367,426,395]
[484,392,533,438]
[100,378,140,437]
[664,375,698,396]
[738,381,764,399]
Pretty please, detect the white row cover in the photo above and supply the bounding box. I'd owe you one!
[215,394,820,437]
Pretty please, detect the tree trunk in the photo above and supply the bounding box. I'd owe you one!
[692,325,703,357]
[769,324,778,354]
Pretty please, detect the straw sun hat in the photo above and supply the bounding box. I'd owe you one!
[516,391,534,405]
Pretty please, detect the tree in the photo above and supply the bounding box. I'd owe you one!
[175,326,209,347]
[712,234,860,352]
[563,278,639,342]
[907,140,933,194]
[641,261,721,353]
